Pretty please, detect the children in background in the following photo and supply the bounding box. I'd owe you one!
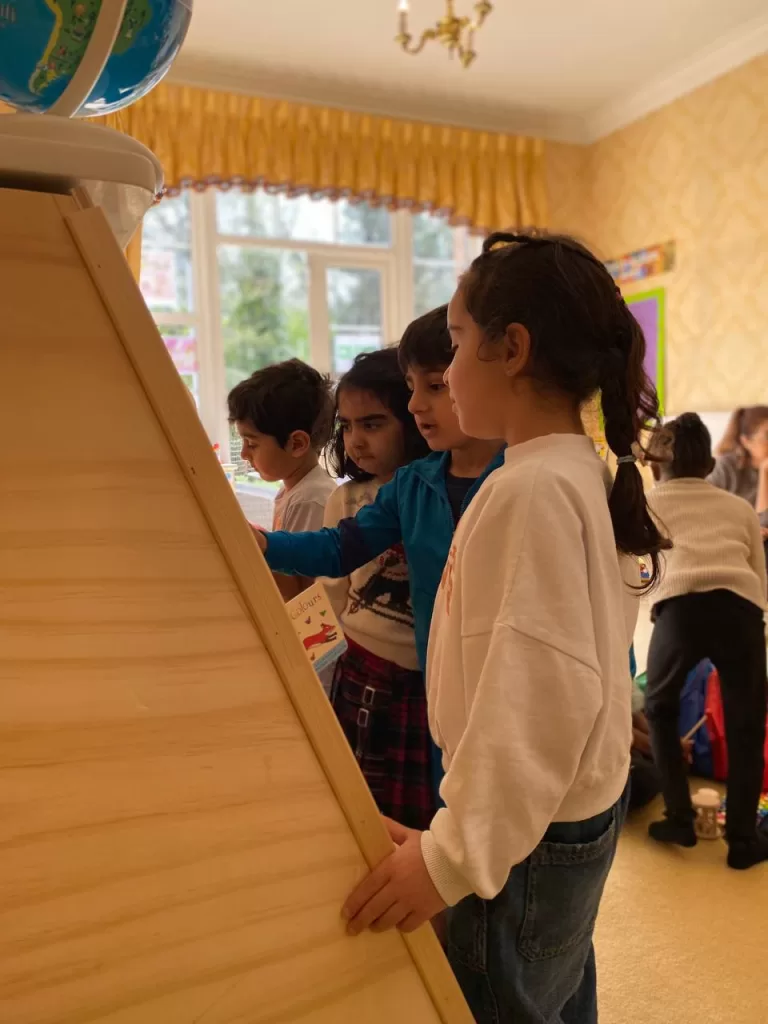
[251,306,505,801]
[342,233,667,1024]
[644,413,768,869]
[710,405,768,519]
[229,359,336,601]
[323,347,432,828]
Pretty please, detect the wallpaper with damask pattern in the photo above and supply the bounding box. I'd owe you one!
[547,54,768,415]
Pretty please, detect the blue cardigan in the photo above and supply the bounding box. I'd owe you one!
[265,449,506,673]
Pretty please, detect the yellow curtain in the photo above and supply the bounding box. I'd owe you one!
[100,83,547,233]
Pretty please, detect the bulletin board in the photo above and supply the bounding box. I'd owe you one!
[626,287,666,413]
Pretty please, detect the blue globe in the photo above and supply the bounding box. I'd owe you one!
[0,0,192,116]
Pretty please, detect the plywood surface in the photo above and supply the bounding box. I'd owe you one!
[0,189,470,1023]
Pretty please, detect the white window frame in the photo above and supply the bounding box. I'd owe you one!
[145,192,478,453]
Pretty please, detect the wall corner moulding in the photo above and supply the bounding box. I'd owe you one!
[583,12,768,142]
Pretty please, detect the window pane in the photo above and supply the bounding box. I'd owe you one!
[335,200,390,246]
[140,245,194,314]
[412,211,454,260]
[218,245,310,391]
[327,267,383,374]
[216,188,390,246]
[158,324,199,407]
[413,264,458,318]
[217,190,333,242]
[142,192,191,247]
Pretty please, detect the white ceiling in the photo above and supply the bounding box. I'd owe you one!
[171,0,768,142]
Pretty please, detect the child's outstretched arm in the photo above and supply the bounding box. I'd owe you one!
[255,476,404,581]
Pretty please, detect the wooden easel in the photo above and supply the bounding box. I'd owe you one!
[0,187,472,1024]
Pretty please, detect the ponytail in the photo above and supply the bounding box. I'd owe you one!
[599,306,670,588]
[463,232,670,591]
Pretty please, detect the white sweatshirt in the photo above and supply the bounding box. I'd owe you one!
[422,435,638,906]
[647,478,766,612]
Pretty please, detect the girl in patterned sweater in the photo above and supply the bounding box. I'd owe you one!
[323,347,433,828]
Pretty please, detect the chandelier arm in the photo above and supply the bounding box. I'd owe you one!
[399,27,439,55]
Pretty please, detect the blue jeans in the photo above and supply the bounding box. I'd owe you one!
[445,783,629,1023]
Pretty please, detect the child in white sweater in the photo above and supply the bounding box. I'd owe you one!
[645,413,768,869]
[342,233,668,1024]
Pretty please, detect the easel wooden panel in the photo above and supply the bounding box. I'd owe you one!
[0,188,472,1024]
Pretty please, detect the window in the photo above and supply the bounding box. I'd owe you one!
[412,212,478,317]
[140,192,200,408]
[141,188,479,525]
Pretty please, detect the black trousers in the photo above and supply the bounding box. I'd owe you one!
[645,589,767,843]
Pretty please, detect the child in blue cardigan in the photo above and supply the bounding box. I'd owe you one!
[250,307,504,797]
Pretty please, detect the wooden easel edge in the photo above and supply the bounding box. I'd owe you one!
[62,201,473,1024]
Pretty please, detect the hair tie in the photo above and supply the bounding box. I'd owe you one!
[617,454,636,465]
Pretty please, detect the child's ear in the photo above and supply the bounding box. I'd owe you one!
[502,323,531,379]
[286,430,312,458]
[707,456,716,475]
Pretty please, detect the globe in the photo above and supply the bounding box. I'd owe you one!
[0,0,192,117]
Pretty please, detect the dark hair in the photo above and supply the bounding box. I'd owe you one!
[715,406,768,464]
[653,413,713,479]
[397,305,452,373]
[461,231,670,587]
[327,347,430,481]
[227,358,334,450]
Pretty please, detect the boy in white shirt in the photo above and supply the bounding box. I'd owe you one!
[228,359,336,600]
[645,413,768,869]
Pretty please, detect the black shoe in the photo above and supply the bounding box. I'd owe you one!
[727,832,768,870]
[648,818,698,847]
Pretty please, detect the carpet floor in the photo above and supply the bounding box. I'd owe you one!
[595,794,767,1024]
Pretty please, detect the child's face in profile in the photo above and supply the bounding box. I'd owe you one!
[405,364,468,452]
[445,287,511,442]
[236,421,303,483]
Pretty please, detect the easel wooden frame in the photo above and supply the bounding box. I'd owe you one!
[59,195,472,1024]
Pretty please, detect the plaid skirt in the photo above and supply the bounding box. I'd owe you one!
[331,638,435,831]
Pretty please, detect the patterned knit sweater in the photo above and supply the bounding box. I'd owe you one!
[647,478,766,612]
[321,480,420,671]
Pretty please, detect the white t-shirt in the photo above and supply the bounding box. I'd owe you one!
[421,434,638,906]
[322,481,420,672]
[272,464,337,533]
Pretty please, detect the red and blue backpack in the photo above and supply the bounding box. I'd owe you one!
[679,659,768,789]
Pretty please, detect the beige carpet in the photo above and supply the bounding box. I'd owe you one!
[596,793,768,1024]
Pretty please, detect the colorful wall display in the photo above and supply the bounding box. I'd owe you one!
[605,241,676,287]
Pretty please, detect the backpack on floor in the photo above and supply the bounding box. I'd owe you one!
[678,659,716,779]
[679,660,768,790]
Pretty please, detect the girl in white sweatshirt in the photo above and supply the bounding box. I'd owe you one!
[342,233,668,1024]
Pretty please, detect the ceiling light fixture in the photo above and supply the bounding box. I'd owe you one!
[395,0,493,69]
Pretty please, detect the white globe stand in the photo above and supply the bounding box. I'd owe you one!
[0,115,162,247]
[0,0,163,247]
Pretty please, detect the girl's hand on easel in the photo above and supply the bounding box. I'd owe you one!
[249,524,267,552]
[342,817,446,936]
